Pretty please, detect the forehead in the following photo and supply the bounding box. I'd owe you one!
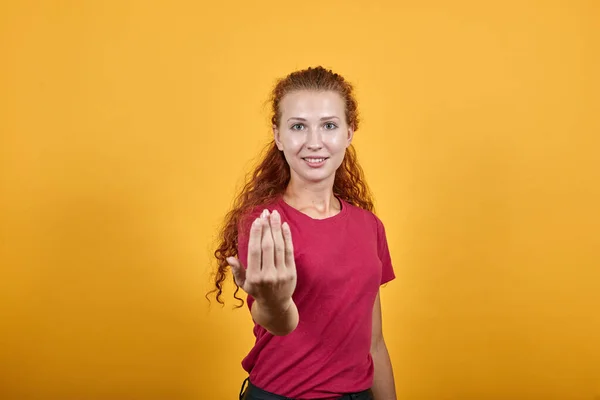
[279,90,345,117]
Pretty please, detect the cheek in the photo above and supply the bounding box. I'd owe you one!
[282,135,304,151]
[324,134,348,152]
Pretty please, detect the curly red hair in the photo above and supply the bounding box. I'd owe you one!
[209,66,375,306]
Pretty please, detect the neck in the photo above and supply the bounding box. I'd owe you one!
[283,177,341,219]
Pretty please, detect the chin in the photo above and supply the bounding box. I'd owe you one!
[298,171,335,183]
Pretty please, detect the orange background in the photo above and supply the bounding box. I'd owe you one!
[1,1,599,399]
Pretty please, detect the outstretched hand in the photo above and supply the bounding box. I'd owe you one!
[227,209,297,309]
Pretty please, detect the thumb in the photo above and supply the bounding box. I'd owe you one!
[227,256,246,288]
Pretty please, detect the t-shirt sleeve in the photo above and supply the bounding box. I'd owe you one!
[375,215,396,285]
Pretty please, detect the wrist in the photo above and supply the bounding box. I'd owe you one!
[256,297,294,315]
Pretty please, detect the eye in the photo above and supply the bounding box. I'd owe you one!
[291,123,305,131]
[324,122,338,130]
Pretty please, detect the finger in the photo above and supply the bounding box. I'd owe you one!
[260,209,275,272]
[227,256,246,288]
[246,217,262,275]
[281,222,296,271]
[269,210,285,269]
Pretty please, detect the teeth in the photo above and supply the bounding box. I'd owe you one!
[305,158,325,162]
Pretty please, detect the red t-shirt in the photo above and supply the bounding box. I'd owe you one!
[237,195,395,399]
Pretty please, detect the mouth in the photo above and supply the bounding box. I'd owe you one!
[302,157,329,168]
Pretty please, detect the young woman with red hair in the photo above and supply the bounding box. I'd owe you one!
[211,66,397,400]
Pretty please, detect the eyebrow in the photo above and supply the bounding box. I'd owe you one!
[287,116,340,122]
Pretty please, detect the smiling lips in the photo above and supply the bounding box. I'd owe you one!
[303,157,328,168]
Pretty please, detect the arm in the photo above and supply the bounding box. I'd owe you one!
[251,297,299,336]
[370,290,397,400]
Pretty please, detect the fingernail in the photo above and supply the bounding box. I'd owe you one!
[262,209,269,218]
[272,210,280,221]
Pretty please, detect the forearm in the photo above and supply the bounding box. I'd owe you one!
[251,298,299,336]
[371,340,397,400]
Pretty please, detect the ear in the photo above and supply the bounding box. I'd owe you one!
[346,125,354,147]
[273,125,283,151]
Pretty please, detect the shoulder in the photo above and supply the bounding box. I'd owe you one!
[238,198,280,235]
[342,199,385,232]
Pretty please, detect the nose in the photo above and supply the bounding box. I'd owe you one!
[305,129,323,150]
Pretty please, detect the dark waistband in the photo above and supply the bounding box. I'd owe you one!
[240,378,373,400]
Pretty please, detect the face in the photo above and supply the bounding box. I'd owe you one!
[273,90,354,186]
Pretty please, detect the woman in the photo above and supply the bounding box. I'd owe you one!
[211,66,397,400]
